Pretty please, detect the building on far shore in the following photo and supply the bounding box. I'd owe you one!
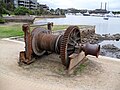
[2,0,38,10]
[89,2,110,14]
[37,3,49,11]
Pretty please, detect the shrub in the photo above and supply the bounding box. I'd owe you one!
[0,17,5,24]
[2,8,11,15]
[14,6,30,15]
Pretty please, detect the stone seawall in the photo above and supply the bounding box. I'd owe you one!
[35,15,66,18]
[3,15,66,24]
[4,16,35,24]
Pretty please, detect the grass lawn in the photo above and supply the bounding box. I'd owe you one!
[0,24,23,38]
[52,25,69,31]
[0,24,69,38]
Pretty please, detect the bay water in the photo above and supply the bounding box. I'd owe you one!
[34,15,120,48]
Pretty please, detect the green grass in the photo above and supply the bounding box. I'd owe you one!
[35,25,69,31]
[0,17,5,23]
[73,64,86,75]
[52,25,69,31]
[0,24,69,38]
[0,24,23,38]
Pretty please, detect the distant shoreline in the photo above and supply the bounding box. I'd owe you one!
[3,15,66,24]
[34,15,66,18]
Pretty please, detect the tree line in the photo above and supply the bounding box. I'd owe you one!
[0,1,65,17]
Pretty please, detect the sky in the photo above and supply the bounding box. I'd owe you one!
[38,0,120,11]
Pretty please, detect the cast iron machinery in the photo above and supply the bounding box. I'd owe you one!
[19,23,100,73]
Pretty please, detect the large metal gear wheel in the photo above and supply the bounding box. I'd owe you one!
[60,26,81,68]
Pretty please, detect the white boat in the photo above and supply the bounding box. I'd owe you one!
[75,13,83,16]
[83,11,90,16]
[104,11,114,17]
[103,17,109,20]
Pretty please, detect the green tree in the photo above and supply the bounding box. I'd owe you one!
[39,7,44,15]
[0,1,11,15]
[55,8,65,15]
[50,9,55,15]
[7,2,14,11]
[0,0,3,17]
[55,8,60,15]
[60,9,65,15]
[112,11,120,14]
[0,1,5,23]
[14,6,30,15]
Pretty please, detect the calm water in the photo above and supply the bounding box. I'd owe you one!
[34,15,120,34]
[34,15,120,48]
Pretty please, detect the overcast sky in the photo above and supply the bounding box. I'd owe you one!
[38,0,120,11]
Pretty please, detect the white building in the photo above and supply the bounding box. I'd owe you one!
[14,0,37,10]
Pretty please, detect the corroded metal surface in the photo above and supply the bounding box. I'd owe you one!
[31,28,62,54]
[19,24,100,72]
[60,26,81,67]
[81,43,100,57]
[31,28,49,56]
[47,22,53,32]
[19,24,32,64]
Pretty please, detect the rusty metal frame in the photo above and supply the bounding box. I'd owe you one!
[19,23,53,65]
[19,24,33,64]
[19,24,100,74]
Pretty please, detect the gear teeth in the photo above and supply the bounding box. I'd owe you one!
[60,26,81,68]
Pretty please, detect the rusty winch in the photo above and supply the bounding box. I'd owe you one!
[19,23,100,73]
